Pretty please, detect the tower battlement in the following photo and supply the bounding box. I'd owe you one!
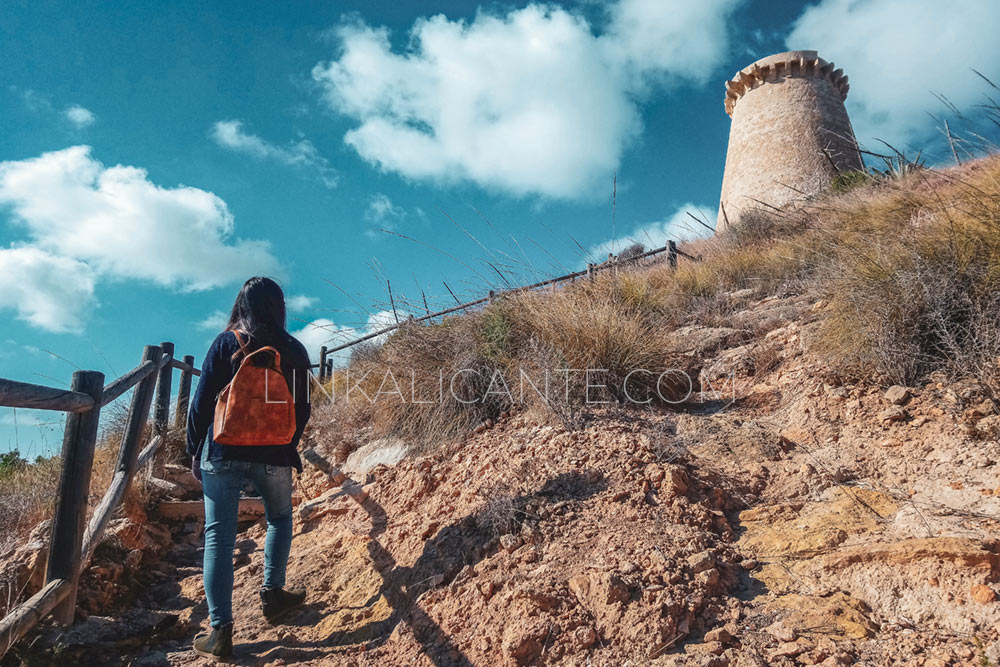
[723,50,850,116]
[716,50,862,233]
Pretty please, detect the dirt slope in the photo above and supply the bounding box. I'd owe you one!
[8,292,1000,667]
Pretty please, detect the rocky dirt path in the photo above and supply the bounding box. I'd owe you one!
[9,294,1000,666]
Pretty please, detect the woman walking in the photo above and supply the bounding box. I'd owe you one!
[186,276,312,659]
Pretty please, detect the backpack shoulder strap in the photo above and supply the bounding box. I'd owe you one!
[230,329,250,363]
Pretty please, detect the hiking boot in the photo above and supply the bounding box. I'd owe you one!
[192,623,233,660]
[261,586,306,622]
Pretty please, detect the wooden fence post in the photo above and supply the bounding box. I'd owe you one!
[174,354,194,431]
[152,342,174,436]
[488,290,495,304]
[587,263,594,282]
[45,369,104,625]
[151,342,173,475]
[319,346,328,383]
[326,359,333,381]
[115,345,161,479]
[668,241,678,269]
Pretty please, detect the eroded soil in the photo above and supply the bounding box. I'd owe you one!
[5,293,1000,666]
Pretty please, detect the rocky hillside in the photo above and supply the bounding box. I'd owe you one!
[3,157,1000,666]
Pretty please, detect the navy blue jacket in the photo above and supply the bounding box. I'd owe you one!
[186,329,312,472]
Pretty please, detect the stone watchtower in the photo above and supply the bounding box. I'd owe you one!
[716,50,863,233]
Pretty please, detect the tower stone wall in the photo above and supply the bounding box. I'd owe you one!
[716,50,863,233]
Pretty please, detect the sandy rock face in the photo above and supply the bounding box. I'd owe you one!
[343,437,408,476]
[0,520,50,618]
[8,294,1000,666]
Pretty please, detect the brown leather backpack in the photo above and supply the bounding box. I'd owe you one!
[213,330,296,446]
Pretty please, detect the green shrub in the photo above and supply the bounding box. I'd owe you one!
[831,170,870,194]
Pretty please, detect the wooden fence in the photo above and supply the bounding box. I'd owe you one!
[315,241,699,381]
[0,343,200,656]
[0,241,698,649]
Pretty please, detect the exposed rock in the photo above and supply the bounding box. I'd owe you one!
[108,518,172,553]
[342,437,408,476]
[298,487,353,524]
[11,252,1000,667]
[765,619,798,642]
[971,584,997,604]
[573,625,597,648]
[884,386,911,405]
[704,627,731,644]
[503,620,547,665]
[878,406,908,423]
[764,593,877,640]
[0,527,49,616]
[688,551,715,574]
[665,326,747,357]
[500,534,522,552]
[769,641,807,658]
[161,463,202,495]
[820,537,999,570]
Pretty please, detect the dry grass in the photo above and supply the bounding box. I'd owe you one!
[321,273,722,450]
[0,395,165,621]
[812,157,1000,385]
[475,481,525,538]
[354,313,501,449]
[318,155,1000,451]
[0,402,144,557]
[0,455,62,555]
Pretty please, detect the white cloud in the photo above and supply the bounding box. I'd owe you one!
[0,146,281,332]
[587,202,714,261]
[362,310,407,343]
[211,120,338,188]
[286,294,317,312]
[292,318,351,364]
[601,0,743,86]
[64,105,96,129]
[197,309,229,332]
[364,193,406,237]
[0,246,96,333]
[365,193,406,223]
[786,0,1000,146]
[313,0,740,199]
[0,146,281,291]
[12,89,97,129]
[292,309,405,364]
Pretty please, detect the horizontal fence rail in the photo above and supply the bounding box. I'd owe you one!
[316,241,700,365]
[0,378,97,414]
[99,358,159,408]
[0,579,72,652]
[170,357,200,376]
[0,340,201,657]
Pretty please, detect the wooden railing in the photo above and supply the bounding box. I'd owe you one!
[0,343,200,656]
[314,241,700,381]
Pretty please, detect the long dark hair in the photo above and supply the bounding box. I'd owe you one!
[226,277,287,343]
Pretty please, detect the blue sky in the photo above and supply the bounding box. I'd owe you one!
[2,0,998,456]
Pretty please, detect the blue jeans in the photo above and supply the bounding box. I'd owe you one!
[200,449,294,627]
